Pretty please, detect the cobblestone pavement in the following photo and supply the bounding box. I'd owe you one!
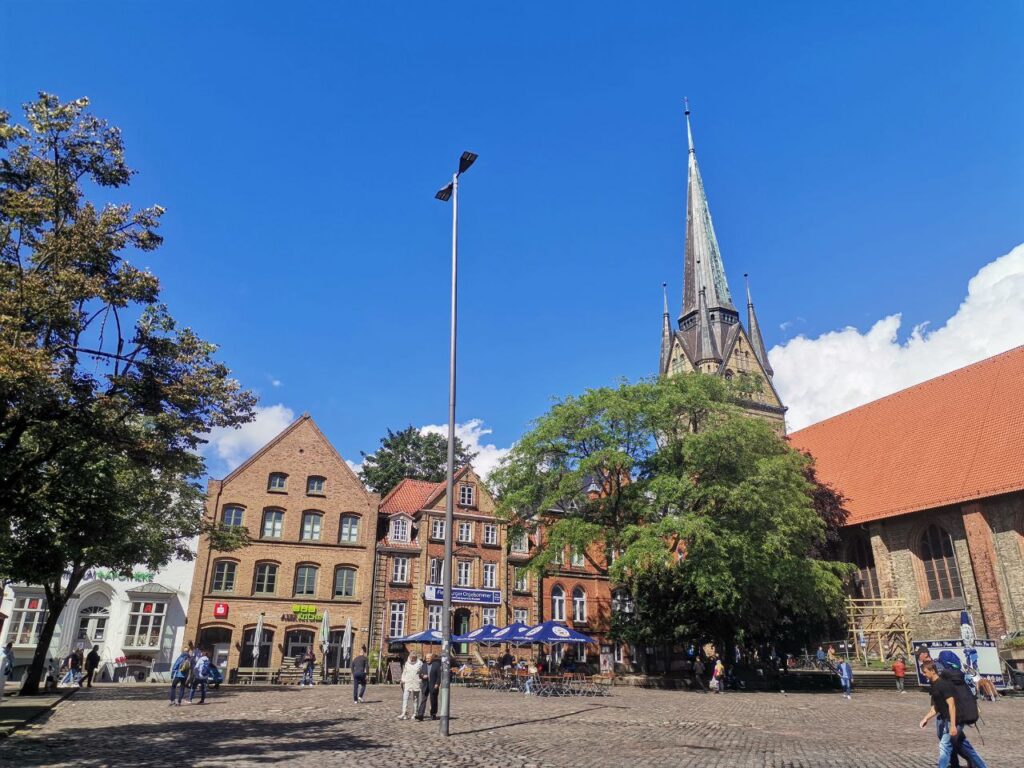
[0,683,1019,767]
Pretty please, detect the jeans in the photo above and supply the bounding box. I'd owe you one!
[302,667,314,686]
[353,673,367,702]
[524,677,534,695]
[189,678,207,703]
[61,669,81,687]
[840,677,851,695]
[895,676,904,692]
[169,678,187,703]
[936,717,987,768]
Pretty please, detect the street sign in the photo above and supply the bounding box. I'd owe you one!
[424,585,500,605]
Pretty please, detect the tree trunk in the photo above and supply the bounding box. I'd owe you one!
[20,571,82,696]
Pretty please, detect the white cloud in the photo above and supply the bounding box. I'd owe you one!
[271,379,283,388]
[205,403,296,473]
[345,458,363,477]
[772,242,1024,431]
[418,418,511,480]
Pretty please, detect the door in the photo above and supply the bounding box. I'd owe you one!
[454,609,470,656]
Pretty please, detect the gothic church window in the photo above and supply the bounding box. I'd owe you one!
[919,524,963,604]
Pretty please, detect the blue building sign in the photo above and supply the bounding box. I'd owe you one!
[424,586,501,605]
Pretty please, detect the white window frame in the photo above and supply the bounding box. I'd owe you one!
[576,643,587,661]
[390,517,409,542]
[339,514,359,544]
[551,585,565,621]
[511,532,529,553]
[124,601,167,648]
[458,483,475,506]
[301,512,322,541]
[552,547,564,565]
[431,518,446,540]
[389,602,406,638]
[572,587,587,622]
[427,604,443,631]
[429,557,444,585]
[458,521,473,543]
[513,608,528,625]
[9,597,47,646]
[614,644,624,664]
[483,563,497,589]
[571,548,586,567]
[482,607,497,626]
[456,560,472,587]
[483,524,498,545]
[392,556,409,584]
[514,568,528,592]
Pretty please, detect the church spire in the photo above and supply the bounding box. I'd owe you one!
[660,282,672,375]
[694,283,720,365]
[745,273,774,377]
[681,100,735,324]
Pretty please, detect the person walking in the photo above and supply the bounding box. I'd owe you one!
[84,645,101,688]
[169,648,191,706]
[398,653,422,720]
[351,646,369,703]
[837,658,853,699]
[0,642,14,703]
[919,661,988,768]
[188,650,211,704]
[892,656,907,693]
[416,653,442,721]
[712,658,726,693]
[60,649,82,687]
[300,648,316,688]
[693,657,707,692]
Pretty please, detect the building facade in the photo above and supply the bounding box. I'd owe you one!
[185,414,378,677]
[790,347,1024,645]
[0,559,194,683]
[372,467,535,663]
[659,105,786,427]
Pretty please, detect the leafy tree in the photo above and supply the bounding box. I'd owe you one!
[359,426,476,496]
[490,374,850,657]
[0,94,254,694]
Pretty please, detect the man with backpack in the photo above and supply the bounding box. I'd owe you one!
[188,649,211,704]
[919,660,988,768]
[169,647,191,706]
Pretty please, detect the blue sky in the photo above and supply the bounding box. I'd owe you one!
[3,2,1022,474]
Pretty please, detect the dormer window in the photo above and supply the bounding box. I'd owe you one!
[390,517,409,542]
[307,476,326,495]
[268,473,287,491]
[458,483,475,506]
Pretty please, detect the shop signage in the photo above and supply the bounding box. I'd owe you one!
[424,586,501,605]
[281,604,322,622]
[213,602,229,619]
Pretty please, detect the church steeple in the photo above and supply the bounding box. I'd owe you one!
[660,282,672,375]
[694,284,721,365]
[745,273,774,377]
[681,99,735,324]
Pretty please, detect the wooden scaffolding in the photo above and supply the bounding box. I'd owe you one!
[846,597,912,663]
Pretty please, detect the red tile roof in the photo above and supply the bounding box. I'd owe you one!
[788,346,1024,526]
[379,478,441,515]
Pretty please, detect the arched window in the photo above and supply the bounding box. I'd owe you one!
[268,472,288,491]
[253,562,278,595]
[920,524,963,603]
[242,627,274,668]
[301,511,323,541]
[339,514,360,544]
[212,560,237,592]
[294,565,318,597]
[849,535,880,600]
[261,508,284,539]
[221,505,244,528]
[551,585,565,621]
[77,606,110,642]
[572,587,587,623]
[334,566,357,598]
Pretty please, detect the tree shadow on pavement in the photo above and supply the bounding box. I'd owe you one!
[0,716,380,767]
[453,705,610,736]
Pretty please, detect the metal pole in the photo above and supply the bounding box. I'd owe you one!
[439,171,458,737]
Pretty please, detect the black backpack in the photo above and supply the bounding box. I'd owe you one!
[941,669,979,725]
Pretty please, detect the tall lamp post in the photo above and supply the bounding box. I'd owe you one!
[434,150,477,737]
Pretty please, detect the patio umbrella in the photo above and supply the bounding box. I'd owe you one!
[398,629,444,644]
[523,621,595,674]
[319,609,331,681]
[489,622,533,645]
[250,613,264,684]
[342,617,353,669]
[452,624,500,644]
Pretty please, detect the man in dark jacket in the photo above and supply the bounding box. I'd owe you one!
[919,661,988,768]
[84,646,101,688]
[351,646,369,703]
[415,653,442,721]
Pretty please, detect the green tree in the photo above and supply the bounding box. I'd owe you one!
[359,426,476,496]
[490,374,849,657]
[0,94,254,694]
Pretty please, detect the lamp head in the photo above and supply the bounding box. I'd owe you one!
[435,183,454,202]
[458,151,478,175]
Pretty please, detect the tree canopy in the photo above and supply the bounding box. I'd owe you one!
[490,374,850,653]
[359,426,476,496]
[0,94,254,693]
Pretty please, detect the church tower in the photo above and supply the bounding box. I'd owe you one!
[660,102,787,428]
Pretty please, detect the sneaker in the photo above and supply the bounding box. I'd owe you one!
[358,697,365,703]
[397,715,406,720]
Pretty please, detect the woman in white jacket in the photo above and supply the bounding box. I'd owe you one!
[398,653,422,720]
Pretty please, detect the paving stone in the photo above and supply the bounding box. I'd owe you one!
[0,683,1019,767]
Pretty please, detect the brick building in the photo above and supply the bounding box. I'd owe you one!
[186,415,378,677]
[371,467,535,663]
[789,347,1024,643]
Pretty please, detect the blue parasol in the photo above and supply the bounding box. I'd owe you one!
[453,624,500,644]
[489,622,534,645]
[397,629,444,644]
[523,620,594,644]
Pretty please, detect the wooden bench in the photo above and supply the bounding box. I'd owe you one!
[277,656,323,685]
[232,667,275,684]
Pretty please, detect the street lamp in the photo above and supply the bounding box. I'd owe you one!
[435,149,477,738]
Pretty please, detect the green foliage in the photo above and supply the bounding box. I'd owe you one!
[492,373,851,650]
[359,426,476,496]
[0,93,255,693]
